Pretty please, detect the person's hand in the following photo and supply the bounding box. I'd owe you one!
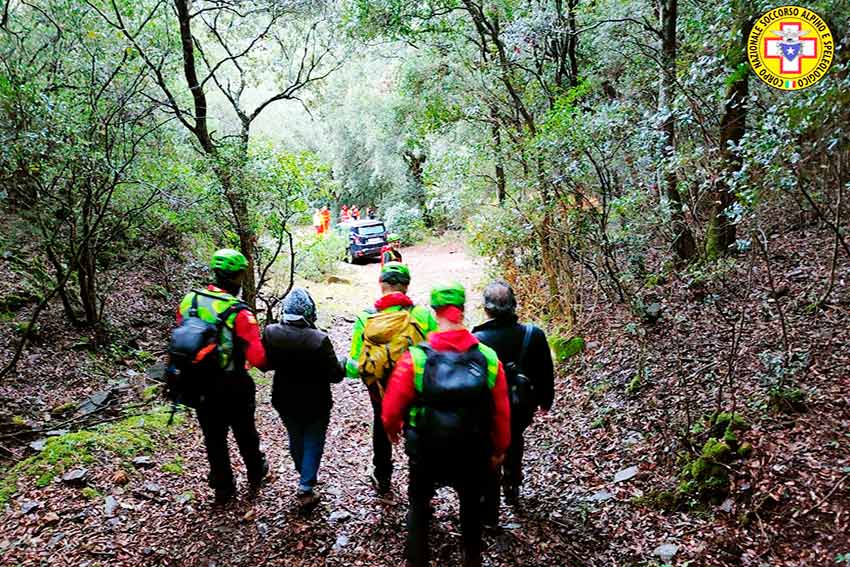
[387,430,401,445]
[490,453,505,470]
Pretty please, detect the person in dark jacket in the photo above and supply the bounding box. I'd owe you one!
[263,288,344,509]
[473,280,554,519]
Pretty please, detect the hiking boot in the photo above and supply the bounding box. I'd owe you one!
[370,472,391,495]
[503,483,519,506]
[214,484,236,506]
[247,460,271,500]
[297,489,321,511]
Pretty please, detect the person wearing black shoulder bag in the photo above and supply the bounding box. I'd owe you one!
[473,280,555,523]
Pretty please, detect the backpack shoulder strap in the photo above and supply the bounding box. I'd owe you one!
[188,291,200,317]
[216,301,249,330]
[409,344,430,393]
[404,308,426,341]
[518,324,533,368]
[476,343,500,389]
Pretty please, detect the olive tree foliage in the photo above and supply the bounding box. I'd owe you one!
[247,145,335,319]
[311,49,439,241]
[314,54,409,206]
[310,37,498,237]
[345,0,850,328]
[0,0,176,375]
[83,0,344,308]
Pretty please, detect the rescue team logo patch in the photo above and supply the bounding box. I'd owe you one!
[747,6,834,91]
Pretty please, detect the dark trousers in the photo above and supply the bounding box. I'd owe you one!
[369,388,393,483]
[483,419,527,522]
[196,396,265,494]
[280,414,329,493]
[407,451,485,567]
[503,420,526,488]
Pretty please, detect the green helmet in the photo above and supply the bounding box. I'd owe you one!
[380,261,411,285]
[210,248,248,273]
[430,283,466,308]
[387,233,401,243]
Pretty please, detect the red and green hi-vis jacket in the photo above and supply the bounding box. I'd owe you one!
[381,328,511,456]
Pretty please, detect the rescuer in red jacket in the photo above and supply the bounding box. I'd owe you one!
[175,249,269,504]
[382,283,510,567]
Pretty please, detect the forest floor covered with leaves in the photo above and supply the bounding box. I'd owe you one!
[1,230,849,567]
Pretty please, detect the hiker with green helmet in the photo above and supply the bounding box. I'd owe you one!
[380,233,403,267]
[382,283,511,567]
[169,248,269,505]
[345,261,438,494]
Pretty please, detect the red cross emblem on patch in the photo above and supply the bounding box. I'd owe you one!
[764,22,817,74]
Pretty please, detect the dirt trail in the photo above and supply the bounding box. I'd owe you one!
[5,236,586,567]
[300,234,489,328]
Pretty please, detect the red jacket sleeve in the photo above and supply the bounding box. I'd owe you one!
[234,310,267,371]
[490,362,511,455]
[382,351,417,439]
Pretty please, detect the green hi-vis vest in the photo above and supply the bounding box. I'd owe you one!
[406,342,499,429]
[178,289,244,372]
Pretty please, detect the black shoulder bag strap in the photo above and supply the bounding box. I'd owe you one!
[216,302,249,332]
[517,324,533,371]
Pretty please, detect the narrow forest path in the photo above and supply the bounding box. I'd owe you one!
[3,235,602,566]
[2,235,735,567]
[296,234,489,329]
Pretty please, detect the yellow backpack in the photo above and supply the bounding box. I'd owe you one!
[358,309,426,396]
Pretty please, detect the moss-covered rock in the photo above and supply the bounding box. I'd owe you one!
[737,442,754,458]
[631,490,678,511]
[677,429,748,505]
[701,438,732,461]
[713,411,748,431]
[550,335,585,361]
[50,401,78,417]
[0,406,182,505]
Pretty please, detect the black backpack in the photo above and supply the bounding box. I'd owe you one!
[410,344,493,451]
[504,325,535,426]
[166,292,246,408]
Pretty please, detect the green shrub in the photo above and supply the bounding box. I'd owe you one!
[382,203,426,245]
[768,385,807,414]
[626,374,642,396]
[160,457,184,475]
[81,486,102,500]
[296,231,347,282]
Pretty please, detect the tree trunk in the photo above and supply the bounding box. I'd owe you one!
[491,111,507,204]
[404,150,431,227]
[77,243,98,326]
[567,0,579,87]
[706,15,752,260]
[175,0,257,307]
[658,0,696,262]
[216,161,258,308]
